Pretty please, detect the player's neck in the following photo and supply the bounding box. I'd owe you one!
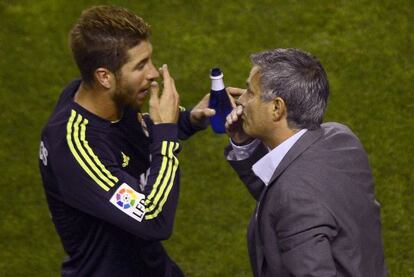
[74,82,123,122]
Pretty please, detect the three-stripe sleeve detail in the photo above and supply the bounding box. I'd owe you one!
[66,110,119,191]
[145,141,180,220]
[66,109,179,219]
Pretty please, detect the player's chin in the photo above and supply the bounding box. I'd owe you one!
[132,100,144,110]
[128,92,147,108]
[124,98,144,110]
[136,90,149,105]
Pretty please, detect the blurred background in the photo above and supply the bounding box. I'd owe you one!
[0,0,412,275]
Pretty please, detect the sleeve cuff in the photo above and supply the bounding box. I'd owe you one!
[225,142,269,172]
[227,139,261,161]
[182,109,206,131]
[151,124,178,142]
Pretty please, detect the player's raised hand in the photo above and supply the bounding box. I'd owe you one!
[149,64,180,124]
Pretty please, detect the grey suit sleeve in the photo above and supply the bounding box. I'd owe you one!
[225,143,268,200]
[274,187,338,276]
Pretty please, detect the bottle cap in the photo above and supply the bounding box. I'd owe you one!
[210,67,223,80]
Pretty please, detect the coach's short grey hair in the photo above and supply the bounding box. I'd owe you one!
[251,48,329,130]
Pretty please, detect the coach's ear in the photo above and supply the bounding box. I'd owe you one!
[94,68,114,89]
[272,97,286,122]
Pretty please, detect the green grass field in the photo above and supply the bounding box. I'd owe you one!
[0,0,413,276]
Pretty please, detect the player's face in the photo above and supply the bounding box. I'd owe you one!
[114,40,159,109]
[238,66,274,139]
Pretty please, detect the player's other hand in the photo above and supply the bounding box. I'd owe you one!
[189,93,215,129]
[149,64,179,124]
[225,87,253,145]
[189,85,245,129]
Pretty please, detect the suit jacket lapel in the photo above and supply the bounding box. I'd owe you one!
[254,127,324,276]
[267,127,324,187]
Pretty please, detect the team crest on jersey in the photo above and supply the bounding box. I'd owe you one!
[39,141,48,166]
[110,183,146,222]
[121,152,130,168]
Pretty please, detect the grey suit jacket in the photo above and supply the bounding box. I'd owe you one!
[227,123,387,277]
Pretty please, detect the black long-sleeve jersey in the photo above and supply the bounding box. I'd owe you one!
[39,80,198,276]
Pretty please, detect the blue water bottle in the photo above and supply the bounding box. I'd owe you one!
[208,68,233,133]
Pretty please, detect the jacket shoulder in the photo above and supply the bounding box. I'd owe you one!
[319,122,363,147]
[321,122,354,135]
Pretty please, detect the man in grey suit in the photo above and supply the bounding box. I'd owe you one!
[224,48,387,276]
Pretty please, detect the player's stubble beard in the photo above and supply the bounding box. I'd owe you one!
[112,72,142,113]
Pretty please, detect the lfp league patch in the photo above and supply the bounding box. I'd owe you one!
[110,183,146,222]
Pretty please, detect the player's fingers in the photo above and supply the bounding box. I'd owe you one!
[161,64,171,82]
[171,77,179,98]
[171,80,181,110]
[161,65,178,102]
[191,108,214,122]
[194,108,215,119]
[149,81,161,123]
[202,93,210,101]
[203,108,216,117]
[149,81,160,106]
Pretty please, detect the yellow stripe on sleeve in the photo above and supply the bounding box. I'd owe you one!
[72,114,116,189]
[145,141,175,213]
[145,141,169,205]
[145,142,180,219]
[79,119,119,184]
[66,110,110,191]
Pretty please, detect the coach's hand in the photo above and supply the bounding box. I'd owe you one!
[225,87,253,145]
[149,64,179,124]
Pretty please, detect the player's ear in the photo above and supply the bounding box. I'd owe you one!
[94,68,115,89]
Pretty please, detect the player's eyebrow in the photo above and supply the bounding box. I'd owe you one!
[134,57,149,69]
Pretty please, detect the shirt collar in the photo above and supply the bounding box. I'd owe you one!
[252,129,307,186]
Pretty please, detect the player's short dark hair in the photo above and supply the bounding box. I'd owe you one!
[69,5,151,86]
[251,48,329,130]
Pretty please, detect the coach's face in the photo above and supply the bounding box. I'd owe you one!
[237,66,274,140]
[114,40,159,109]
